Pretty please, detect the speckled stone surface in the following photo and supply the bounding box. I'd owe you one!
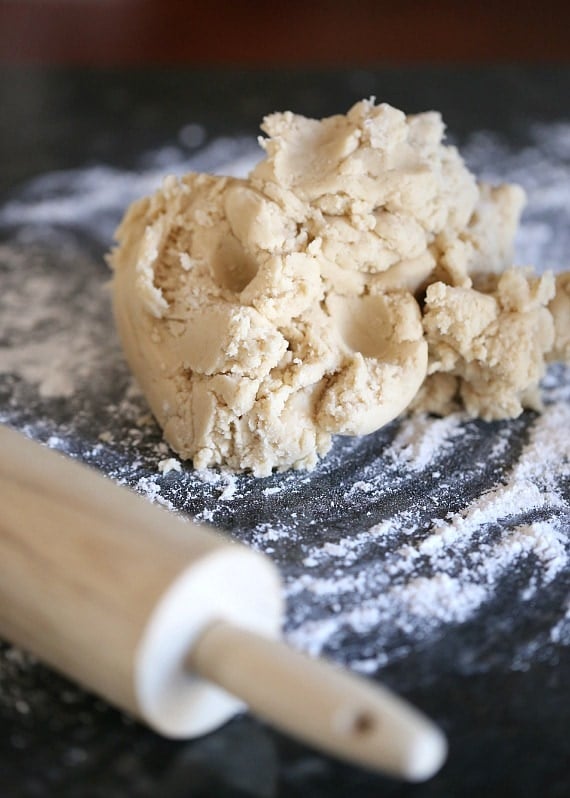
[0,67,569,797]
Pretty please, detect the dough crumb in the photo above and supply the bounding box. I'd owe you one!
[109,99,570,476]
[158,457,182,475]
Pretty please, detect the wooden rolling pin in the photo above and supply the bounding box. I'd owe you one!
[0,425,446,781]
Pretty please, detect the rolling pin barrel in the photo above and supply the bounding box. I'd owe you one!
[0,425,447,780]
[0,425,283,737]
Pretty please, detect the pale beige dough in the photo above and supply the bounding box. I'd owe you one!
[548,273,570,363]
[109,99,570,476]
[417,270,556,419]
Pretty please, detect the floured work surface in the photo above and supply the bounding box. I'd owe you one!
[0,68,569,798]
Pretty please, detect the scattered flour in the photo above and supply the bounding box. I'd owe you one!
[389,413,466,472]
[284,391,569,667]
[0,119,569,686]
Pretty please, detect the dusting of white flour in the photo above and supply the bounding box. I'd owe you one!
[0,121,569,690]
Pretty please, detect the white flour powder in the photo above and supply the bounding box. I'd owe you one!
[0,120,569,683]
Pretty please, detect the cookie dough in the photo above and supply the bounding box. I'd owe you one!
[416,269,556,418]
[109,99,570,476]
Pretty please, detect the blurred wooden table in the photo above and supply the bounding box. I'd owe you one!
[1,0,569,66]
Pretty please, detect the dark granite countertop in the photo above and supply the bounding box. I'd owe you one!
[0,67,569,798]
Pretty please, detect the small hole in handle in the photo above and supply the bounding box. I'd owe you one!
[351,711,376,736]
[334,706,379,737]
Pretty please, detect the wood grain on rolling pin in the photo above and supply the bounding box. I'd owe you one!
[0,424,282,736]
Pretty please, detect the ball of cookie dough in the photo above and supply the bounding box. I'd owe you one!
[109,98,556,475]
[110,167,427,476]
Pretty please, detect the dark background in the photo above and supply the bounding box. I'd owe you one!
[1,0,570,67]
